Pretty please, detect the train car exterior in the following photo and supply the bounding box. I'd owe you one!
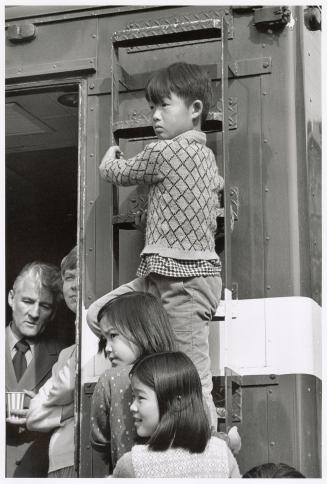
[5,5,322,478]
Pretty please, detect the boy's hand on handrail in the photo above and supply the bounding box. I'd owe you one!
[99,146,123,174]
[134,209,147,232]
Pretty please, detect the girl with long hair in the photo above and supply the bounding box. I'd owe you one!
[112,351,241,478]
[89,291,175,472]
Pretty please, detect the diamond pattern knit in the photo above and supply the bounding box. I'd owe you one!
[101,130,224,261]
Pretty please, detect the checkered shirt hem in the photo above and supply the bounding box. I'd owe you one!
[136,254,221,278]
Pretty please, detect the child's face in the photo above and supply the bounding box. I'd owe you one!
[149,92,195,140]
[99,315,140,367]
[130,376,160,438]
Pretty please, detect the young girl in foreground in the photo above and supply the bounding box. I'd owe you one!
[89,292,175,472]
[112,351,241,478]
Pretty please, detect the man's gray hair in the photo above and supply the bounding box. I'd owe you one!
[13,261,62,306]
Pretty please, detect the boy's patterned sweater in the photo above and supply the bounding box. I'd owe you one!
[100,130,224,261]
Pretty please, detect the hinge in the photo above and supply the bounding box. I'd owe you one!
[241,374,279,387]
[7,23,37,43]
[229,57,272,78]
[253,6,291,31]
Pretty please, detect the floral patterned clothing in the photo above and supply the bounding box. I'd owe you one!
[90,365,136,469]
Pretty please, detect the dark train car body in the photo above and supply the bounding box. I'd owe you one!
[5,5,322,478]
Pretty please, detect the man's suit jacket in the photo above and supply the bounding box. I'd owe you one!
[5,326,64,477]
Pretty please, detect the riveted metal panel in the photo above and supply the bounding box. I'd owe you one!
[224,74,265,299]
[259,7,319,301]
[292,375,321,476]
[236,377,270,473]
[84,91,113,306]
[266,375,321,477]
[5,5,155,23]
[301,9,322,305]
[6,18,98,80]
[236,374,321,477]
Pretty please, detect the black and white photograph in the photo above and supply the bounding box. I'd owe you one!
[4,3,324,478]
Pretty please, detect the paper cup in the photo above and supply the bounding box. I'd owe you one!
[6,391,25,418]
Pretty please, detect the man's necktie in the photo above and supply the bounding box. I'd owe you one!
[12,339,30,381]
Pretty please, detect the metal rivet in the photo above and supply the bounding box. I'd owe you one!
[265,187,269,192]
[262,43,266,48]
[263,61,269,68]
[267,285,271,290]
[270,441,275,446]
[88,295,92,300]
[90,153,94,157]
[92,34,96,38]
[89,83,95,89]
[89,247,93,252]
[53,64,57,69]
[268,389,273,394]
[264,139,268,143]
[265,236,270,241]
[262,91,267,95]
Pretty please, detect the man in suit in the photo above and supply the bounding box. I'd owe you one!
[5,261,64,477]
[27,247,78,477]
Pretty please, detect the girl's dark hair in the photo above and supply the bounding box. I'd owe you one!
[145,62,212,124]
[97,292,176,356]
[242,462,306,478]
[130,351,211,453]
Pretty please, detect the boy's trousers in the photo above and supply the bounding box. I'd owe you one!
[87,273,222,427]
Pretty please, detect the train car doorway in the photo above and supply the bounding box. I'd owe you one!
[6,84,79,345]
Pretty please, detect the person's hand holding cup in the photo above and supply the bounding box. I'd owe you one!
[6,390,34,426]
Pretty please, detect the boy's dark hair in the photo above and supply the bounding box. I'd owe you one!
[145,62,212,124]
[242,462,305,478]
[61,246,77,277]
[130,351,211,453]
[97,292,176,356]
